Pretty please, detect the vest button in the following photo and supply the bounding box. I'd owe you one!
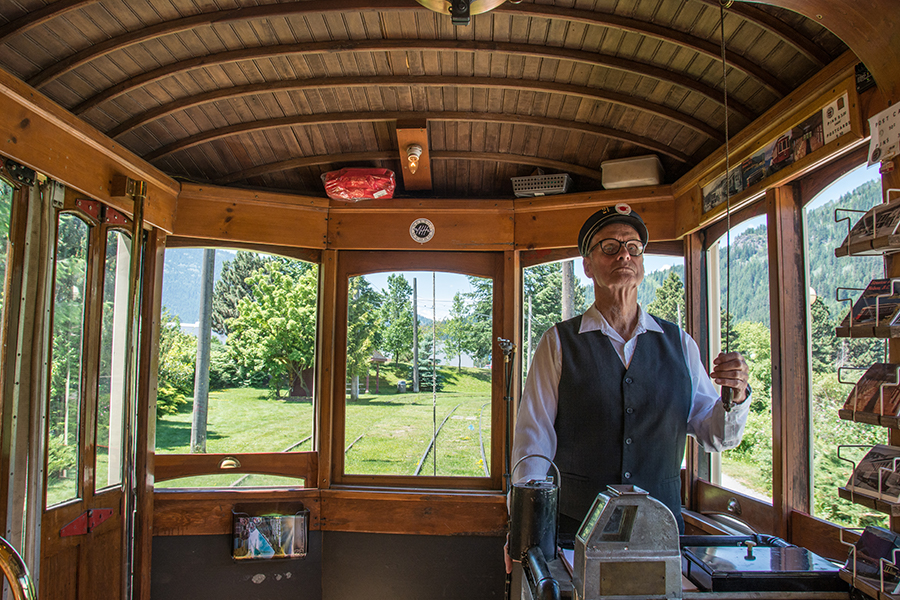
[625,438,632,445]
[623,471,632,479]
[624,377,633,384]
[626,407,634,414]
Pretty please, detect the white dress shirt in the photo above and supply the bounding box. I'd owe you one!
[511,304,750,483]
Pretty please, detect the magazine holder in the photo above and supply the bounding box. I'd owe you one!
[232,509,309,560]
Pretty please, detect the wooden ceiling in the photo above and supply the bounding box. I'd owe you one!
[0,0,847,199]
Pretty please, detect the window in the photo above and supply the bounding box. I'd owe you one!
[47,213,90,506]
[155,248,317,488]
[805,163,887,527]
[344,271,493,478]
[95,229,132,490]
[709,215,773,503]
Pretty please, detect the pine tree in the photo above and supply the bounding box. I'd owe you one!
[379,274,414,363]
[646,270,685,327]
[211,251,272,335]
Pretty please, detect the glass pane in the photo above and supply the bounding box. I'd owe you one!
[96,230,132,490]
[47,214,90,506]
[712,215,773,502]
[155,474,306,489]
[806,163,888,528]
[344,272,493,477]
[156,249,317,486]
[0,180,12,329]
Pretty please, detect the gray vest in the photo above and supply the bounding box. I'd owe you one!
[554,314,692,533]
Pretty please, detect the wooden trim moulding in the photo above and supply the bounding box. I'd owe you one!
[151,489,507,537]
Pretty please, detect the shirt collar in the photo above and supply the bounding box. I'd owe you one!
[579,303,663,342]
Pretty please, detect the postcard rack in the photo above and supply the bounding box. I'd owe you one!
[839,527,900,600]
[834,280,900,339]
[834,192,900,258]
[837,365,900,427]
[837,445,900,516]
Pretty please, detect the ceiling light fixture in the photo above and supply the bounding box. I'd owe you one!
[406,144,423,175]
[415,0,516,26]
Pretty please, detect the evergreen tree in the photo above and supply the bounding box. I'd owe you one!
[646,270,685,327]
[347,276,382,400]
[380,274,414,363]
[211,251,271,335]
[411,323,444,392]
[721,309,741,355]
[810,297,838,374]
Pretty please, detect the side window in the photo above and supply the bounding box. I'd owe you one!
[708,214,773,503]
[95,228,132,491]
[155,248,317,488]
[47,213,90,506]
[805,164,887,528]
[343,271,493,478]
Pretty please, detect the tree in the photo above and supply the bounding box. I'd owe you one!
[228,262,318,398]
[443,292,471,371]
[464,276,494,368]
[721,309,741,355]
[156,308,197,415]
[646,270,685,327]
[810,297,838,374]
[412,322,444,392]
[211,251,271,335]
[347,276,382,400]
[380,274,414,363]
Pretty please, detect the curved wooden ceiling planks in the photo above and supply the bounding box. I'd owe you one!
[0,0,847,199]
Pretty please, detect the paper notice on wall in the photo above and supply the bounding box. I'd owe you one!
[823,92,851,144]
[868,103,900,166]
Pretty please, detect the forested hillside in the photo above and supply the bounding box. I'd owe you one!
[636,178,883,327]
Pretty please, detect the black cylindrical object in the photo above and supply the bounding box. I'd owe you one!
[523,546,561,600]
[509,478,558,562]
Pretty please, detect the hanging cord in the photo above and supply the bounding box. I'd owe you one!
[720,0,735,411]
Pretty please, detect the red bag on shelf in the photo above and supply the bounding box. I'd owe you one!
[321,168,396,201]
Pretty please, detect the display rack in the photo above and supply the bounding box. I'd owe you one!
[839,527,900,599]
[837,365,900,427]
[834,279,900,339]
[834,194,900,600]
[837,444,900,515]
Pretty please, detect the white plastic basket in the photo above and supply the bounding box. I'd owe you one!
[511,173,572,197]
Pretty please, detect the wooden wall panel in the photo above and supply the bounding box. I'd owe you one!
[327,200,514,251]
[174,184,328,249]
[0,67,177,232]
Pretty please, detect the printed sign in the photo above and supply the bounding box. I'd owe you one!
[868,103,900,166]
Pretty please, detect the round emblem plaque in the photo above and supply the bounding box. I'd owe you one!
[410,218,435,244]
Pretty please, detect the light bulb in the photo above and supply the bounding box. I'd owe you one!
[406,144,423,175]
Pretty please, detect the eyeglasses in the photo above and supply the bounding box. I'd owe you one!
[589,238,645,257]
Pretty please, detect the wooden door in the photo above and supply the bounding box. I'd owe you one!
[38,204,138,600]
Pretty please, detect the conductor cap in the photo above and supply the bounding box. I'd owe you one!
[578,203,649,256]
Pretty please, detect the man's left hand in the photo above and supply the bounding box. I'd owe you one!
[711,352,750,405]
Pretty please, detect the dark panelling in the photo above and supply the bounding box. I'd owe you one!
[322,531,506,599]
[152,533,323,600]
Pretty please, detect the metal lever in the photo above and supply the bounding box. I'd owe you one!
[722,386,735,412]
[744,540,757,561]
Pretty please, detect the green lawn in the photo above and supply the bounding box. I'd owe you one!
[154,364,493,487]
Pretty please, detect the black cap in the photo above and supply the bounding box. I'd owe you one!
[578,203,649,256]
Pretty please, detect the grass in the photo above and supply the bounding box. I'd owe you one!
[154,363,492,488]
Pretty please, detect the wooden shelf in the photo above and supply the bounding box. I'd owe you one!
[840,568,900,599]
[835,235,900,258]
[838,487,900,516]
[838,408,884,426]
[835,325,900,338]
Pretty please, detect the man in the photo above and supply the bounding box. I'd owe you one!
[511,203,751,537]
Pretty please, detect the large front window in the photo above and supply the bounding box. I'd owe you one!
[155,248,318,488]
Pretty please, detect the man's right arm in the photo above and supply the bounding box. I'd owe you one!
[510,327,563,484]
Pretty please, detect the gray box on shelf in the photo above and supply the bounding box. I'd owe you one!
[601,155,664,189]
[512,173,572,197]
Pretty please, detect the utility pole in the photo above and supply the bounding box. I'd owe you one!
[191,249,215,453]
[562,259,576,320]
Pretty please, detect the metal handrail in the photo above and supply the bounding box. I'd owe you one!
[0,537,35,600]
